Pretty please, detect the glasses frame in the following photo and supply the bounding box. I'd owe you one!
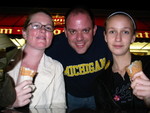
[28,22,54,32]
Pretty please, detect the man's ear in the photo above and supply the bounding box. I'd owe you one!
[64,27,68,38]
[22,30,27,39]
[103,31,107,43]
[93,25,97,36]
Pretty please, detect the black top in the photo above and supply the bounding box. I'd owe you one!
[94,54,150,112]
[45,26,112,97]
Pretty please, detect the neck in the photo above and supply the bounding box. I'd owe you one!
[21,45,44,71]
[112,52,132,77]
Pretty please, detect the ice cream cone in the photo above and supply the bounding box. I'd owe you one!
[19,66,37,78]
[126,60,142,78]
[17,66,37,90]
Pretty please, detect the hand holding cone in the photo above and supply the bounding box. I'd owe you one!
[17,66,37,90]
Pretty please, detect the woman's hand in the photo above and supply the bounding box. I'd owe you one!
[12,80,33,108]
[131,71,150,107]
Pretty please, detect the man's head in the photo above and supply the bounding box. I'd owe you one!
[64,6,97,54]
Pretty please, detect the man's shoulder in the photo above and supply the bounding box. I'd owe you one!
[52,32,68,45]
[94,26,104,37]
[44,54,63,67]
[96,26,104,32]
[50,32,67,46]
[93,26,106,45]
[97,25,104,29]
[45,32,68,56]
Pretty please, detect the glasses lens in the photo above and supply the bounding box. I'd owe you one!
[45,25,53,32]
[29,23,53,32]
[32,23,41,29]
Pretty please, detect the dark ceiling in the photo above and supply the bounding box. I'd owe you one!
[0,1,149,23]
[0,6,150,18]
[0,2,149,32]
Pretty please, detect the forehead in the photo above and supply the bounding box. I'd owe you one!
[107,15,133,27]
[30,12,52,23]
[66,13,93,27]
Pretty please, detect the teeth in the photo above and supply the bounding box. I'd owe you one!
[76,43,84,46]
[77,44,83,46]
[37,37,45,39]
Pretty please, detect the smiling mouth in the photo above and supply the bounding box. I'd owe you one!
[37,37,46,40]
[76,43,85,48]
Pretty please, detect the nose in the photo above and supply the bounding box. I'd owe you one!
[76,32,84,41]
[40,25,46,32]
[115,32,122,42]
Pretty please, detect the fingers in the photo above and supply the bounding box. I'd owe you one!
[132,87,150,100]
[132,84,149,94]
[129,71,150,105]
[16,80,32,90]
[14,93,32,107]
[18,86,33,97]
[131,75,150,89]
[131,74,150,100]
[16,80,33,95]
[131,78,150,89]
[131,71,149,81]
[12,80,33,108]
[28,85,36,92]
[131,71,150,90]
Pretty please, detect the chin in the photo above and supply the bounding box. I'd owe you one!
[76,50,87,54]
[114,53,125,56]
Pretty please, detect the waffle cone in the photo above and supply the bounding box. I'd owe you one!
[126,60,142,78]
[19,66,37,78]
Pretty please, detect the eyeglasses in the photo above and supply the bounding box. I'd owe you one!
[28,22,54,32]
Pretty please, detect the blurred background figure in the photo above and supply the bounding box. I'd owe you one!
[0,34,18,109]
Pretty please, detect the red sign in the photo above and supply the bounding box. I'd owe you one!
[0,27,150,39]
[52,15,65,26]
[0,27,22,34]
[136,31,150,38]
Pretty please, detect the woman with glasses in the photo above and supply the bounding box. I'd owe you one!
[7,10,66,109]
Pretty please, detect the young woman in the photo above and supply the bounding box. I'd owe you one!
[95,11,150,112]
